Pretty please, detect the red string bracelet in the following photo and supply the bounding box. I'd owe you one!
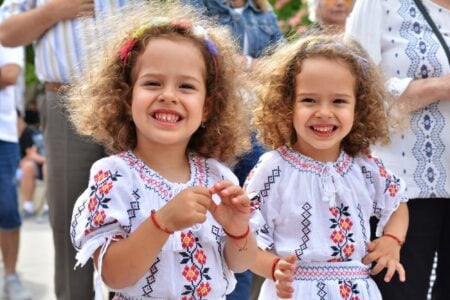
[271,257,281,281]
[223,225,250,240]
[383,233,404,246]
[150,210,173,234]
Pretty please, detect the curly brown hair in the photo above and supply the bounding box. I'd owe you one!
[66,1,251,165]
[253,34,391,156]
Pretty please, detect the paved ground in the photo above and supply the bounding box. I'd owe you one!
[0,216,55,300]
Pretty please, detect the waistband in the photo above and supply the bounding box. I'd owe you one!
[294,261,370,281]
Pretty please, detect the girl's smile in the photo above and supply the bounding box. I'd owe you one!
[292,57,356,162]
[131,36,207,153]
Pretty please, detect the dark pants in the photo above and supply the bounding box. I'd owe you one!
[43,91,105,300]
[371,198,450,300]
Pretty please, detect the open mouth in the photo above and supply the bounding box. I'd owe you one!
[153,112,181,123]
[310,125,337,136]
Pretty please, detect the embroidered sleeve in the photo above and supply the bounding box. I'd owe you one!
[70,157,129,267]
[246,152,282,251]
[365,154,408,236]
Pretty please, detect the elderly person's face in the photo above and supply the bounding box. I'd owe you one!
[317,0,352,27]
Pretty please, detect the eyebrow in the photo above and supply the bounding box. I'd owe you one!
[138,72,203,84]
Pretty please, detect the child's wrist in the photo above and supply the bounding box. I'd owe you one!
[271,257,281,281]
[382,233,404,246]
[223,225,250,240]
[150,210,174,234]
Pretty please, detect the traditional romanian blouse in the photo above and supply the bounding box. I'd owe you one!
[246,146,408,300]
[346,0,450,199]
[71,151,237,299]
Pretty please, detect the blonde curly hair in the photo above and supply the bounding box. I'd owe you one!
[253,34,391,156]
[66,1,251,165]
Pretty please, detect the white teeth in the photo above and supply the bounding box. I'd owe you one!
[313,126,334,132]
[154,113,180,123]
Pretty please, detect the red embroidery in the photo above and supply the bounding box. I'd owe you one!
[338,280,360,299]
[179,230,212,299]
[328,204,355,262]
[82,169,121,236]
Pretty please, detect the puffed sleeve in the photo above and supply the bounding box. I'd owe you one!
[245,151,283,251]
[361,154,408,237]
[70,156,131,268]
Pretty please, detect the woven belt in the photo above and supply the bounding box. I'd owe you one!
[44,82,65,92]
[294,262,370,281]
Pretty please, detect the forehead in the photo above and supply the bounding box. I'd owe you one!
[296,57,356,91]
[133,36,207,79]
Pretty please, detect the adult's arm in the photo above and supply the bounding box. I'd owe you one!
[392,74,450,113]
[0,63,20,88]
[0,0,94,46]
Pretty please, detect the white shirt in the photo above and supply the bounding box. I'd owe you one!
[246,146,408,299]
[0,44,23,143]
[71,151,237,299]
[346,0,450,199]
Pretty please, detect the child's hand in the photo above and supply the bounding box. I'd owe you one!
[274,255,296,299]
[156,186,212,231]
[362,236,405,282]
[208,180,250,237]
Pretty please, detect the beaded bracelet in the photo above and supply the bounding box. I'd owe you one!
[271,257,281,281]
[223,225,250,240]
[383,233,404,246]
[150,210,173,234]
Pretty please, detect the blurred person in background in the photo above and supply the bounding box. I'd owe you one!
[0,42,31,300]
[307,0,353,33]
[17,107,46,218]
[346,0,450,299]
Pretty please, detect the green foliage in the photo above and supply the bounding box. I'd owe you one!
[270,0,312,37]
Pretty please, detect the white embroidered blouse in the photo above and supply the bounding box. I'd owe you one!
[71,151,237,299]
[246,146,408,299]
[346,0,450,199]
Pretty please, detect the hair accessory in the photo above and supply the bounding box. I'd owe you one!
[310,42,370,77]
[119,18,220,73]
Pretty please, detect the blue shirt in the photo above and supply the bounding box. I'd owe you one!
[184,0,283,58]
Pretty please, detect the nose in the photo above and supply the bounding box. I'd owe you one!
[157,87,178,104]
[315,104,333,118]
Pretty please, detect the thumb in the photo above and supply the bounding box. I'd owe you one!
[286,254,297,265]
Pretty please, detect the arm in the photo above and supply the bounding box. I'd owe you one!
[223,229,257,272]
[0,0,94,46]
[362,202,409,282]
[94,186,212,289]
[23,146,46,165]
[0,63,21,88]
[251,249,296,299]
[392,74,450,113]
[209,180,257,272]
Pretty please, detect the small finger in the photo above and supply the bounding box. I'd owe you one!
[371,259,386,276]
[383,261,397,282]
[396,263,406,282]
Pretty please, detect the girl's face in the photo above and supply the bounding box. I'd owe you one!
[131,36,207,152]
[292,57,356,162]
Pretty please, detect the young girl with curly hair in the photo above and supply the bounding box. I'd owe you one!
[68,2,256,299]
[246,34,409,299]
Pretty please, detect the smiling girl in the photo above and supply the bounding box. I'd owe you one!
[67,2,256,299]
[246,34,409,299]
